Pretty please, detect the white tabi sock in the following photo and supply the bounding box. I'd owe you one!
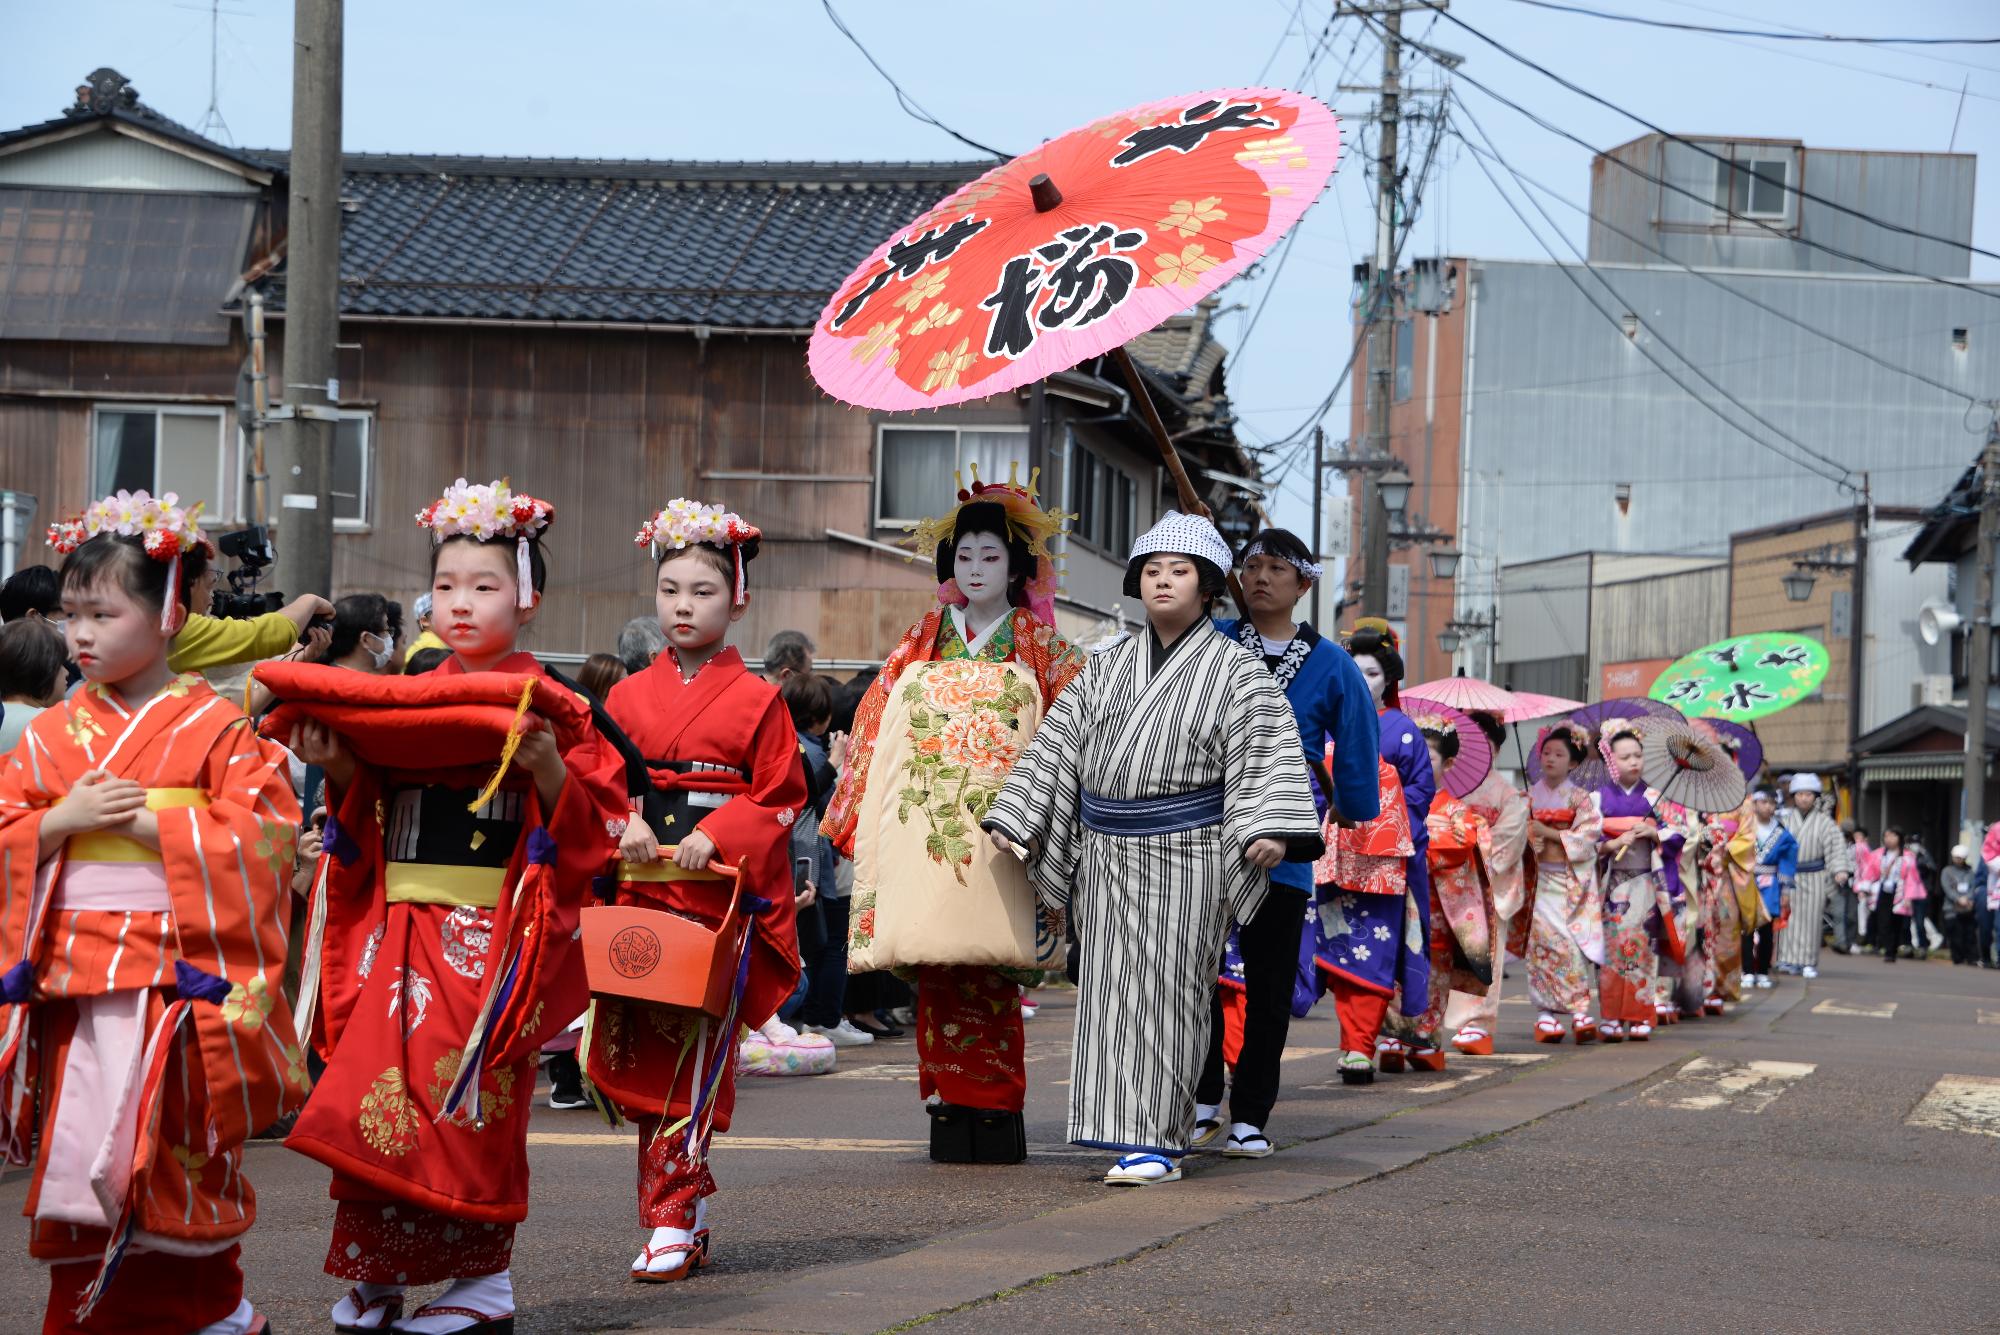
[1228,1121,1265,1144]
[193,1298,256,1335]
[397,1271,513,1332]
[1195,1102,1220,1125]
[331,1282,405,1330]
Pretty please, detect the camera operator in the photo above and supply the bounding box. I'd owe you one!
[167,540,334,675]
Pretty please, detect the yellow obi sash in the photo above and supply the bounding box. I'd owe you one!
[65,787,209,863]
[385,862,506,908]
[617,859,731,884]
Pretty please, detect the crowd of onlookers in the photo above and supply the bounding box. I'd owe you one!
[1845,823,1998,968]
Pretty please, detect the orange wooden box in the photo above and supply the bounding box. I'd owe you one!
[581,857,748,1017]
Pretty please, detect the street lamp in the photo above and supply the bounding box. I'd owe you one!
[1379,469,1412,517]
[1428,546,1462,580]
[1781,569,1817,602]
[1437,626,1463,654]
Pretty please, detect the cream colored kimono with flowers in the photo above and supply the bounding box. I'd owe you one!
[849,658,1049,972]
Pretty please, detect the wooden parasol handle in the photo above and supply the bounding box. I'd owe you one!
[1109,344,1249,612]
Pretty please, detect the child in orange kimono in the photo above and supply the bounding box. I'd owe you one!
[285,480,626,1335]
[589,500,805,1283]
[0,494,303,1335]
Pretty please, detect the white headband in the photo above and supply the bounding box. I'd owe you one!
[1240,538,1322,583]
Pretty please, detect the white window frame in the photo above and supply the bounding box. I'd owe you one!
[1712,151,1794,222]
[1068,442,1139,557]
[873,423,1030,529]
[235,408,375,531]
[89,403,230,521]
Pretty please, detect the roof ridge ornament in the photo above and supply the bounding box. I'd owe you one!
[68,68,140,120]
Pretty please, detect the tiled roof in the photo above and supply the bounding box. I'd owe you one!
[249,152,990,330]
[0,68,277,179]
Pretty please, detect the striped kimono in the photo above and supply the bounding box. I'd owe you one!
[1778,805,1852,971]
[985,624,1322,1159]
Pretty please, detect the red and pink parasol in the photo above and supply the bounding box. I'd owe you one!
[1402,695,1494,799]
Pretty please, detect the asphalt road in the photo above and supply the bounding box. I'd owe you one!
[5,951,1996,1333]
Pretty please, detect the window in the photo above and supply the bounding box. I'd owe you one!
[1394,318,1414,402]
[1069,444,1136,554]
[92,406,227,513]
[1712,155,1791,219]
[875,424,1028,527]
[254,410,374,528]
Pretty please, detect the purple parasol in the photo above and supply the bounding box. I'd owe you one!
[1403,695,1495,799]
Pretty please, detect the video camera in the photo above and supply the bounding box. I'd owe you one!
[210,525,284,619]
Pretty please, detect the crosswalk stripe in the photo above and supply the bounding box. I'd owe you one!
[1639,1058,1815,1113]
[1906,1074,2000,1139]
[1811,998,1896,1019]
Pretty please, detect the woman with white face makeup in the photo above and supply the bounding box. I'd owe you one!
[823,473,1084,1166]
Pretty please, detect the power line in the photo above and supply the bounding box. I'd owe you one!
[1255,0,1306,83]
[1419,2,2000,264]
[1435,52,2000,300]
[820,2,1009,159]
[1497,0,2000,47]
[1450,134,1982,406]
[1452,93,1856,490]
[1652,0,2000,77]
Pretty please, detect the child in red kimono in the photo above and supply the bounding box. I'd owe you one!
[285,479,625,1335]
[1,493,303,1335]
[588,499,805,1283]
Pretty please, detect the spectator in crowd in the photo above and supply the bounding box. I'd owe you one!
[402,591,449,664]
[0,565,60,623]
[617,615,667,675]
[1907,834,1941,958]
[170,559,333,675]
[1870,827,1923,963]
[831,666,877,736]
[1979,821,2000,969]
[575,651,627,701]
[783,673,865,1046]
[1943,844,1980,965]
[322,593,404,675]
[764,629,814,684]
[405,646,450,676]
[0,618,67,753]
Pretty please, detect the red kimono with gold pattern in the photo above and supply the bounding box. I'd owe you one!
[284,652,625,1285]
[0,674,304,1330]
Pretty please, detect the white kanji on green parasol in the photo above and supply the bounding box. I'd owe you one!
[1647,633,1831,722]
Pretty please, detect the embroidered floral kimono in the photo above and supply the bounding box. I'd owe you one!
[0,674,304,1330]
[1388,789,1496,1047]
[1524,778,1603,1016]
[588,646,806,1229]
[826,605,1081,1114]
[1701,808,1756,1002]
[1313,710,1433,1006]
[285,652,626,1286]
[1311,757,1413,989]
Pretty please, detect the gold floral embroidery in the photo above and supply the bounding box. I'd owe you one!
[515,999,546,1042]
[921,337,974,394]
[1153,243,1219,288]
[851,316,903,367]
[896,661,1035,883]
[220,976,274,1033]
[1158,196,1226,237]
[428,1047,516,1128]
[358,1067,420,1157]
[254,821,295,883]
[170,1144,209,1183]
[280,1042,310,1089]
[909,301,963,337]
[65,707,106,749]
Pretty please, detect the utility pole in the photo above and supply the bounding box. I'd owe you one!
[1965,422,2000,848]
[1358,1,1402,617]
[277,0,342,599]
[1310,424,1325,629]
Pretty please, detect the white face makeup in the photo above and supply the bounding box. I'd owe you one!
[954,531,1011,625]
[1353,652,1386,704]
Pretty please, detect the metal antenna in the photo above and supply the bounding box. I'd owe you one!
[176,0,253,144]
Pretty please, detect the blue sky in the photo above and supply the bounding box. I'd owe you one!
[6,0,1997,538]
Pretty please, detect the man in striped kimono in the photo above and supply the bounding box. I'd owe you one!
[984,512,1323,1187]
[1777,772,1851,978]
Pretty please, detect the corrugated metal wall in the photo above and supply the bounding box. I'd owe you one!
[1460,259,2000,577]
[1588,564,1728,682]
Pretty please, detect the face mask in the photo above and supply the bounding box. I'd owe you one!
[363,631,395,670]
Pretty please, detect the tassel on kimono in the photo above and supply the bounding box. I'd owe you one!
[441,828,556,1125]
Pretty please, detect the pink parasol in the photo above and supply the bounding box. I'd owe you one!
[1402,695,1494,800]
[1405,676,1513,716]
[1500,690,1588,723]
[809,88,1341,413]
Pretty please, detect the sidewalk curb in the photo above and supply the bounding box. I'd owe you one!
[632,1022,1708,1333]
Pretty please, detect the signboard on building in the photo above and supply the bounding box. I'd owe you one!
[1387,563,1409,619]
[1601,657,1673,698]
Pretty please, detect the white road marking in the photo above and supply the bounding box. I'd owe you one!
[1812,998,1897,1019]
[1639,1058,1815,1113]
[1976,1010,2000,1026]
[1906,1074,2000,1139]
[824,1063,922,1081]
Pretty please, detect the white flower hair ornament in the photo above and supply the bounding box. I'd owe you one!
[635,499,762,606]
[47,489,207,631]
[415,478,554,609]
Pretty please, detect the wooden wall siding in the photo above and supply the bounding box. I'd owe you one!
[1730,514,1856,770]
[0,396,91,522]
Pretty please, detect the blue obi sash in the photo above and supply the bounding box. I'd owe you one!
[1080,785,1225,837]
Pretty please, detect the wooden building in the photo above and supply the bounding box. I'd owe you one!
[0,69,1262,661]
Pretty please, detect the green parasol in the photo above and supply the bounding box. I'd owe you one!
[1647,633,1830,722]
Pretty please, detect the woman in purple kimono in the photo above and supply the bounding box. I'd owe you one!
[1314,619,1435,1080]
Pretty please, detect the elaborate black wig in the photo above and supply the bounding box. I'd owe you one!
[935,501,1035,607]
